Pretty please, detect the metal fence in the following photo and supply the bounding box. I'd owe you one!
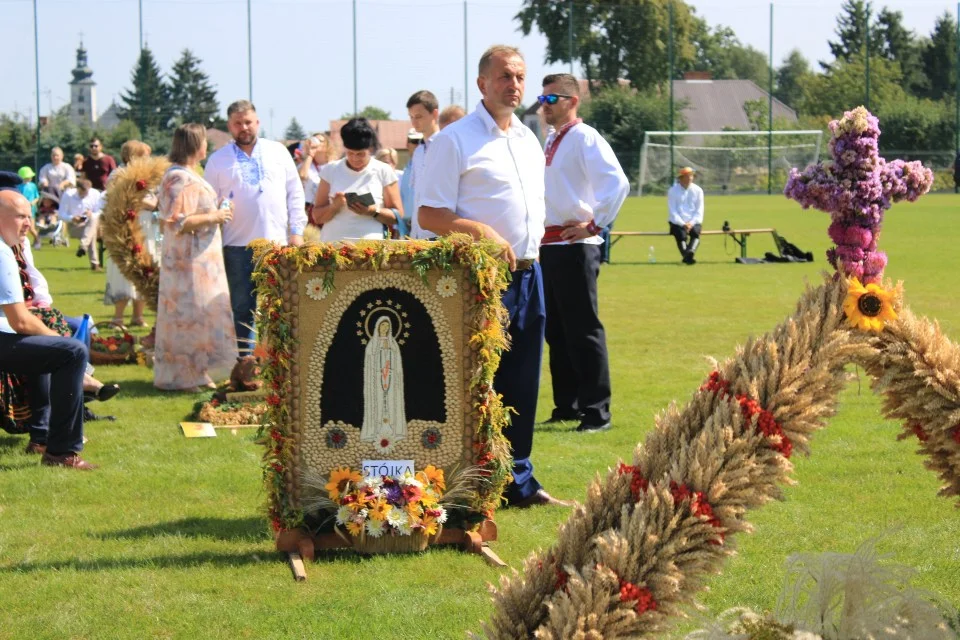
[3,0,959,193]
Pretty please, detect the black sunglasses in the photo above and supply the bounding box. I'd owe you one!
[537,94,573,105]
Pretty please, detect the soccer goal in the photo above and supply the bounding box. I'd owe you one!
[638,130,824,196]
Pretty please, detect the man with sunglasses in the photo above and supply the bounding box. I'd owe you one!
[538,73,629,434]
[419,45,571,509]
[80,137,117,192]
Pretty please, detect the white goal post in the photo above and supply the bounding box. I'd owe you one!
[638,130,824,196]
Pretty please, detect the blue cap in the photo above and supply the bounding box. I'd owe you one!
[0,170,23,192]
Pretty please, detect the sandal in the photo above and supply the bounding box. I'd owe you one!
[109,318,126,329]
[130,318,149,328]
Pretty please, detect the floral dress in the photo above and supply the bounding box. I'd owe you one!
[154,166,237,390]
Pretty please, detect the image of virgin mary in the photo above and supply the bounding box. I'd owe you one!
[360,316,407,445]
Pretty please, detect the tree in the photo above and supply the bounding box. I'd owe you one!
[515,0,698,92]
[118,47,170,131]
[775,50,813,111]
[874,8,928,97]
[284,117,306,140]
[341,106,391,120]
[921,12,958,100]
[822,0,882,71]
[876,95,954,152]
[688,21,770,87]
[578,86,685,180]
[799,55,906,117]
[168,49,221,127]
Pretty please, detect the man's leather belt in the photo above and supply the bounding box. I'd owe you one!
[514,259,535,272]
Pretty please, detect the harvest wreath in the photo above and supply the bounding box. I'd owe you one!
[250,235,512,553]
[101,156,170,311]
[474,108,960,639]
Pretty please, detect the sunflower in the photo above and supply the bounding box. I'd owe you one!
[415,465,446,493]
[325,467,362,500]
[345,519,364,537]
[843,279,897,332]
[368,499,393,522]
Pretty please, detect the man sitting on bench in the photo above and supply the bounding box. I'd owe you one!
[667,166,704,265]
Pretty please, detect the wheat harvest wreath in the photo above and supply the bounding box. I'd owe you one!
[473,108,960,639]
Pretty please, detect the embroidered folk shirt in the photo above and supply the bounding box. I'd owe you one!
[204,138,307,247]
[544,122,629,246]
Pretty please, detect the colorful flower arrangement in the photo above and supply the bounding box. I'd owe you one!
[784,106,933,285]
[324,465,448,539]
[250,235,512,535]
[90,325,138,364]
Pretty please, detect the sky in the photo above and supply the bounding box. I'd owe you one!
[1,0,956,140]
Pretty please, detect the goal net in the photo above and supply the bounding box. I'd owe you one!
[638,130,824,196]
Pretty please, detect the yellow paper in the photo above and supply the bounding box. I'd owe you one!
[179,422,217,438]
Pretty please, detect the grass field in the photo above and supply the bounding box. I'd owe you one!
[1,194,959,639]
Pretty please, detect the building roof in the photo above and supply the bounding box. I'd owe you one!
[96,102,122,131]
[672,79,797,131]
[328,119,412,151]
[206,128,233,151]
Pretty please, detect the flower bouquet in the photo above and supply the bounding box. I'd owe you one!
[304,465,473,555]
[89,321,138,365]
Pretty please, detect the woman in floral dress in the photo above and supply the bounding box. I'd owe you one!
[154,123,237,391]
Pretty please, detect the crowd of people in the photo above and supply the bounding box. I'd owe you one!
[1,44,638,505]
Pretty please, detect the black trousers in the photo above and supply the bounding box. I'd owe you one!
[540,243,611,426]
[669,222,702,259]
[0,333,87,454]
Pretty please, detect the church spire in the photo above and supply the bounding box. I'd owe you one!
[71,41,93,83]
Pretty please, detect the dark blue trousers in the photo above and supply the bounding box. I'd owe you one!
[0,333,86,454]
[496,263,546,503]
[223,245,257,352]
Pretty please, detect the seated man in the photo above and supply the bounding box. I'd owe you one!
[0,185,95,469]
[59,178,103,271]
[667,166,704,265]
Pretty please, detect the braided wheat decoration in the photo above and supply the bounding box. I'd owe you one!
[475,108,959,639]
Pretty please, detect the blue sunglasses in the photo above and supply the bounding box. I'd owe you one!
[537,93,573,105]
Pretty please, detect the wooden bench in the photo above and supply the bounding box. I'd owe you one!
[607,228,778,262]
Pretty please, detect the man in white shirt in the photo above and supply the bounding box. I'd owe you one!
[38,147,77,197]
[0,185,94,469]
[419,45,570,509]
[539,73,629,434]
[405,90,440,240]
[204,100,307,349]
[59,179,103,271]
[667,166,704,264]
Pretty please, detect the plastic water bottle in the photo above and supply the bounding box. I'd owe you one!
[648,246,656,263]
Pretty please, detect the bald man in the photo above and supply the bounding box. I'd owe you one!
[0,188,94,469]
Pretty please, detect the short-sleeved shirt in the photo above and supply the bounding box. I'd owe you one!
[317,157,397,242]
[418,102,545,260]
[17,182,40,216]
[81,155,118,191]
[38,162,76,194]
[0,243,25,334]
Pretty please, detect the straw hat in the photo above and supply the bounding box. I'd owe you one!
[677,166,696,177]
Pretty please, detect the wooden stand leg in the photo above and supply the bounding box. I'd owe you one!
[462,530,508,567]
[287,552,307,581]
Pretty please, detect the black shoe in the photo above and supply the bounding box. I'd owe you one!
[542,409,580,424]
[83,383,120,404]
[682,253,696,265]
[76,247,86,258]
[83,406,116,422]
[576,421,612,433]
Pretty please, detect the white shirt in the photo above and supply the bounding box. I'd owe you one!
[544,122,629,246]
[38,162,76,192]
[204,138,307,247]
[0,243,24,334]
[59,187,103,221]
[667,182,705,226]
[409,132,439,240]
[419,102,545,260]
[317,157,397,242]
[20,239,52,307]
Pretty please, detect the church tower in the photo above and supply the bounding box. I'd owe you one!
[69,42,97,126]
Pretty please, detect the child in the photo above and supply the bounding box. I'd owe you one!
[17,166,42,249]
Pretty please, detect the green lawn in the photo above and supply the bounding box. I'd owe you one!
[1,194,958,639]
